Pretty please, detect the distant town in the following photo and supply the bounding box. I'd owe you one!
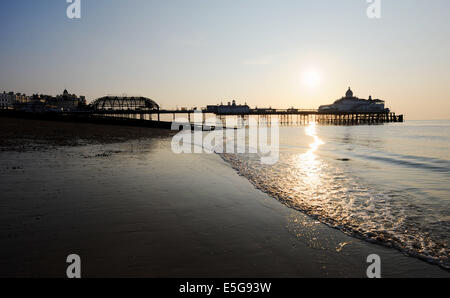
[0,89,87,112]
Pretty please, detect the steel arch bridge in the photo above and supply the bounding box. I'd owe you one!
[90,96,159,111]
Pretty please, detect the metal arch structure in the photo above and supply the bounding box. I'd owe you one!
[90,96,159,111]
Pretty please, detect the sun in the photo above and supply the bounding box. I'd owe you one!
[302,69,322,88]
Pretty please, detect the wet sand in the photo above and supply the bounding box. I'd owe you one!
[0,116,174,151]
[0,118,448,277]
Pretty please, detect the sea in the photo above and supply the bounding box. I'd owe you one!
[220,120,450,269]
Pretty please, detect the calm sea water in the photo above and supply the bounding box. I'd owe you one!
[221,120,450,269]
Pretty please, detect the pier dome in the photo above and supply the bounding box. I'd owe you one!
[345,87,354,98]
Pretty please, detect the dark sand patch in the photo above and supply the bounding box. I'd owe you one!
[0,116,174,151]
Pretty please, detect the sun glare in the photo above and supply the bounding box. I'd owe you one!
[302,69,321,88]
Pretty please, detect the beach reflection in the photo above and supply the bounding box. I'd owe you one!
[304,122,324,160]
[294,122,325,188]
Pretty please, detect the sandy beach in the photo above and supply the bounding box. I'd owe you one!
[0,117,448,277]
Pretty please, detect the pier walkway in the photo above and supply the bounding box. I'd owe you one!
[70,108,404,125]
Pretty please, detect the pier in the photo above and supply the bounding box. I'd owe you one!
[3,95,404,129]
[84,108,404,126]
[0,108,404,130]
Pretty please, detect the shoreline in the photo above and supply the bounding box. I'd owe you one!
[221,152,450,271]
[0,117,448,277]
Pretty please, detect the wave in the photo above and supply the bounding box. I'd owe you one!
[219,151,450,270]
[352,153,450,175]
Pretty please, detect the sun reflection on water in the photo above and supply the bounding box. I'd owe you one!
[295,122,325,188]
[304,122,324,159]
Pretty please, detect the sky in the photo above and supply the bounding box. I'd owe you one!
[1,0,449,119]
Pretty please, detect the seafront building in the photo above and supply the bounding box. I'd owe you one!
[45,89,86,111]
[0,91,29,109]
[5,89,87,112]
[319,88,388,113]
[0,92,13,109]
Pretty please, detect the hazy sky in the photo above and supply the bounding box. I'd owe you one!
[1,0,449,119]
